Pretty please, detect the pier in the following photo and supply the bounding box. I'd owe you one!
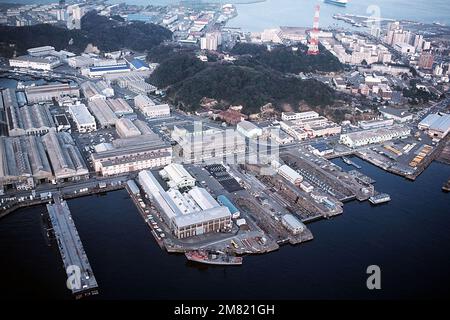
[47,194,98,298]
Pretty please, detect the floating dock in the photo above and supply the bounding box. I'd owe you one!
[47,195,98,298]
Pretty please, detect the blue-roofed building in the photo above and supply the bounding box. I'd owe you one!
[217,195,240,218]
[309,142,334,156]
[88,64,131,77]
[129,59,150,71]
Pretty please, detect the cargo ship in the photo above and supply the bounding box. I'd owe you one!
[185,250,243,266]
[369,193,391,205]
[325,0,348,7]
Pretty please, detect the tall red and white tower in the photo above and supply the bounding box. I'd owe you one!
[307,4,320,55]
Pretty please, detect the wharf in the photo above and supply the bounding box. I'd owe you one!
[47,194,98,298]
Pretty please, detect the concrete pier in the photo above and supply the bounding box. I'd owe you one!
[47,194,98,298]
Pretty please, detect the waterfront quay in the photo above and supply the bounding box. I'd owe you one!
[47,194,98,298]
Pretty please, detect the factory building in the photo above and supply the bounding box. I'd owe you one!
[281,214,305,235]
[68,104,97,132]
[91,133,172,176]
[277,165,303,186]
[280,113,341,139]
[138,170,232,239]
[27,46,55,57]
[81,81,114,101]
[9,55,61,71]
[0,135,52,190]
[171,124,246,164]
[279,121,308,140]
[106,98,133,117]
[281,111,320,121]
[41,131,89,182]
[134,94,170,118]
[378,106,413,123]
[87,99,118,128]
[2,88,24,136]
[115,118,141,138]
[54,114,71,132]
[2,89,55,136]
[17,104,55,135]
[67,55,95,69]
[113,73,156,94]
[418,113,450,139]
[339,125,411,148]
[217,195,241,218]
[25,83,80,103]
[236,120,263,139]
[159,163,196,189]
[87,64,131,78]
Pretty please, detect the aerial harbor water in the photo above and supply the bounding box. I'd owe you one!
[1,159,449,299]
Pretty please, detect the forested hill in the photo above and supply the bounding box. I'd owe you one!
[0,12,172,57]
[230,42,343,74]
[147,45,339,115]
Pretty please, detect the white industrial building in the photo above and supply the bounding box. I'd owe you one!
[107,98,133,117]
[159,163,196,189]
[9,55,61,71]
[27,46,55,57]
[134,94,170,118]
[236,120,262,139]
[171,124,246,164]
[68,104,97,132]
[281,214,305,235]
[281,111,319,121]
[418,113,450,139]
[115,118,141,138]
[91,134,172,176]
[379,106,413,123]
[277,165,303,186]
[138,170,232,239]
[339,126,411,148]
[87,99,118,128]
[25,83,80,103]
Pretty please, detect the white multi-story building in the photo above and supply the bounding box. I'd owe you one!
[281,111,319,121]
[68,104,96,132]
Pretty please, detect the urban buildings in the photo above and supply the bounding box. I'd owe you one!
[281,214,306,235]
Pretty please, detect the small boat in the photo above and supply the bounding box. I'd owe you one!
[369,193,391,204]
[185,250,243,266]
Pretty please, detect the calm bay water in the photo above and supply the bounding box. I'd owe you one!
[0,159,449,299]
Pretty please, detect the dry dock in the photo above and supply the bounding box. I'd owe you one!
[47,194,98,298]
